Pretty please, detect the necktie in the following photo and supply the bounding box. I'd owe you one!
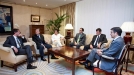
[94,35,99,46]
[38,35,40,39]
[16,38,22,48]
[77,34,81,43]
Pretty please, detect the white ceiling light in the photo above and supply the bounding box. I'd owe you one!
[46,4,48,6]
[36,3,37,4]
[23,0,25,2]
[64,0,66,1]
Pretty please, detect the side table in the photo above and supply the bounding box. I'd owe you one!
[126,44,134,72]
[65,37,70,46]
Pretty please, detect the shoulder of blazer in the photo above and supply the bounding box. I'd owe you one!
[93,35,97,38]
[40,34,44,38]
[101,34,106,36]
[82,33,86,35]
[9,35,14,39]
[32,34,37,37]
[76,33,79,35]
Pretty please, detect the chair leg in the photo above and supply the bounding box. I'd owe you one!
[120,67,123,75]
[1,60,3,67]
[93,67,94,75]
[114,70,118,75]
[35,54,38,60]
[14,64,17,72]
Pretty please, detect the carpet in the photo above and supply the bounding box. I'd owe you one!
[0,57,134,75]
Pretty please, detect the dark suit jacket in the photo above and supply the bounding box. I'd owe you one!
[90,34,107,47]
[3,35,27,48]
[32,34,46,49]
[73,33,86,45]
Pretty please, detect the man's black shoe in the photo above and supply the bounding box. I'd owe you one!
[79,61,86,65]
[27,64,37,69]
[84,62,89,68]
[85,66,93,70]
[41,58,47,61]
[51,56,58,59]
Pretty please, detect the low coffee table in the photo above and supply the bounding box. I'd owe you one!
[47,46,90,75]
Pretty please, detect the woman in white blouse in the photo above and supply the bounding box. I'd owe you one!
[52,29,65,47]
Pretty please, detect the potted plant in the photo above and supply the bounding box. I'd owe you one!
[46,13,68,34]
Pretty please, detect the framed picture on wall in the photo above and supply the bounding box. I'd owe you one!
[31,15,40,22]
[0,5,13,35]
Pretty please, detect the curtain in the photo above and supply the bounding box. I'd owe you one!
[60,2,75,36]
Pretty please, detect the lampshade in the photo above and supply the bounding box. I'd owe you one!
[65,24,73,29]
[121,22,134,32]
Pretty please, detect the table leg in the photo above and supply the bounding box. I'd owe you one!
[72,60,75,75]
[48,52,50,63]
[126,50,129,72]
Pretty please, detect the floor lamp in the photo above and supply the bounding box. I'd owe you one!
[121,22,134,44]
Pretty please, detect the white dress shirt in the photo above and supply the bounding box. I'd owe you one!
[52,34,64,42]
[13,35,20,48]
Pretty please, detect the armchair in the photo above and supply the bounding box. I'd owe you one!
[0,41,34,72]
[92,45,128,75]
[28,34,65,57]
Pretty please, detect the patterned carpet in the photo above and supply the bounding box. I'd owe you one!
[0,57,134,75]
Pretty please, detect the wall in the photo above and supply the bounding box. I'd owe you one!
[52,7,60,20]
[0,2,52,38]
[75,0,134,39]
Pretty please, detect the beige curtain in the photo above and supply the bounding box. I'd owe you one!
[60,2,75,36]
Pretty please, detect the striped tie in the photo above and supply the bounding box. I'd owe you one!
[77,34,81,44]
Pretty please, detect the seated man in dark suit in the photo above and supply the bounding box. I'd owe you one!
[3,28,37,69]
[83,27,125,71]
[83,28,107,51]
[32,28,58,61]
[70,28,86,49]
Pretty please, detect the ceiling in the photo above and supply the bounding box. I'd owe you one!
[0,0,81,9]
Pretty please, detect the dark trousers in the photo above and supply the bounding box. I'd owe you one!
[83,45,97,51]
[38,44,54,57]
[70,43,81,49]
[15,45,33,64]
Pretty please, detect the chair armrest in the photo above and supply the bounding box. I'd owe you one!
[101,55,115,60]
[0,45,11,52]
[24,42,35,46]
[101,43,109,48]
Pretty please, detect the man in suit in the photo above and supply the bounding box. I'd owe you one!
[32,28,58,61]
[3,28,37,69]
[83,27,125,72]
[70,28,86,49]
[83,28,107,51]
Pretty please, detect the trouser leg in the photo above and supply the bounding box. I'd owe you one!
[76,45,81,49]
[83,45,90,51]
[44,44,55,57]
[38,45,45,57]
[70,43,74,47]
[57,41,62,46]
[87,49,100,66]
[18,45,33,64]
